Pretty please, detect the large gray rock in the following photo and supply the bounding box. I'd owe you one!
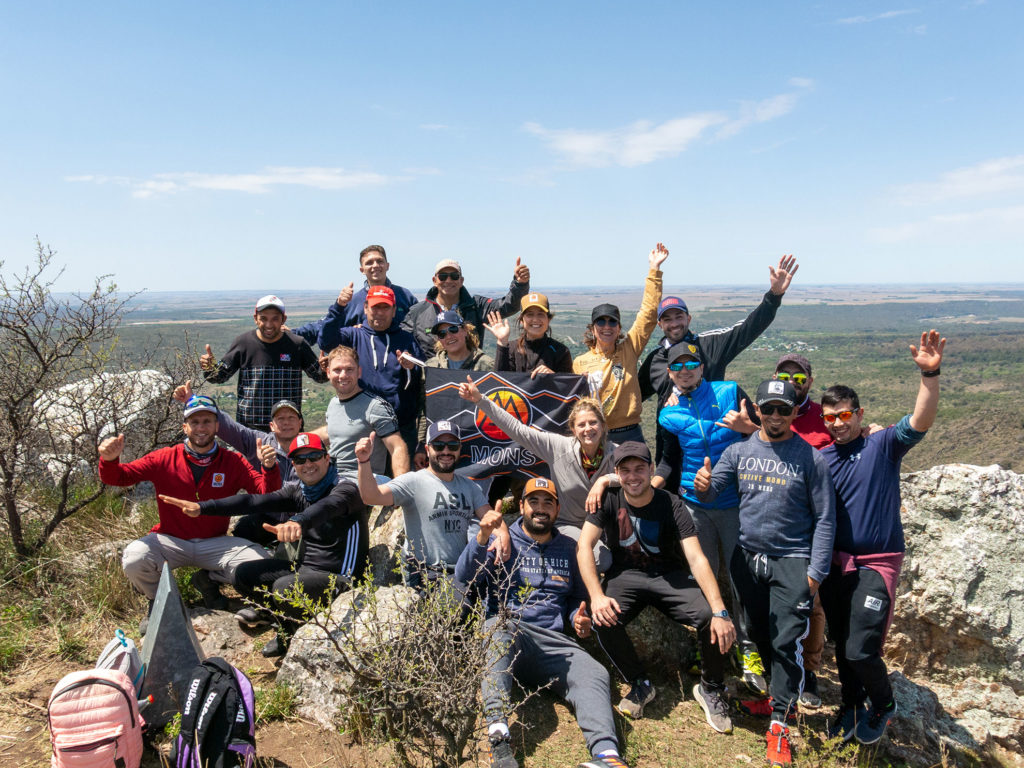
[367,505,405,586]
[190,608,262,668]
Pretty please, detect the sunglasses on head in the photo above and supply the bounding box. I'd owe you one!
[775,372,809,385]
[436,271,461,282]
[434,325,463,339]
[759,403,794,416]
[429,440,461,452]
[594,317,619,327]
[822,410,857,424]
[668,360,701,371]
[291,451,326,465]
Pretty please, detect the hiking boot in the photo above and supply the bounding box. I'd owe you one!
[235,607,271,628]
[261,634,288,658]
[615,680,656,718]
[799,671,822,708]
[827,702,866,743]
[693,683,733,734]
[856,700,897,745]
[578,757,630,768]
[766,721,793,767]
[138,599,154,636]
[737,646,768,696]
[192,570,228,610]
[487,733,518,768]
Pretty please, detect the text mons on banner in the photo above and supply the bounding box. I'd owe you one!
[423,369,588,482]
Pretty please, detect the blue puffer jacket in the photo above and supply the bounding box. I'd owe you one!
[658,379,742,509]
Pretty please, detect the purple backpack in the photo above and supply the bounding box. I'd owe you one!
[172,657,255,768]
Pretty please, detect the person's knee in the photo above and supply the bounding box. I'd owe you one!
[122,539,158,578]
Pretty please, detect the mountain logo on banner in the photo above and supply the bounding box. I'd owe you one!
[475,389,531,440]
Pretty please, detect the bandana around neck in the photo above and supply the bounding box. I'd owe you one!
[301,462,338,502]
[183,439,219,466]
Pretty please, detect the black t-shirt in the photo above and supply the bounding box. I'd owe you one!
[587,487,696,574]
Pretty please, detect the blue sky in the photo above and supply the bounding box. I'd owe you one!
[1,1,1022,293]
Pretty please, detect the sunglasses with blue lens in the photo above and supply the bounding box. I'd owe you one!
[668,360,701,371]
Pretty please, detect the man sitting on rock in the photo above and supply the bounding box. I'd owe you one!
[160,432,368,658]
[98,395,281,634]
[818,330,945,745]
[578,441,737,733]
[456,477,631,768]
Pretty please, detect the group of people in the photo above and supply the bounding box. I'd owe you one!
[96,242,946,768]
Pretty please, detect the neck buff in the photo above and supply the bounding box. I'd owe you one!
[183,439,219,466]
[301,462,338,502]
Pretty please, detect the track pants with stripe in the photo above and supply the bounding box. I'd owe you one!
[234,560,339,633]
[730,548,812,722]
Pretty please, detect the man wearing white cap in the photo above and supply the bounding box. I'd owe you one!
[201,294,327,431]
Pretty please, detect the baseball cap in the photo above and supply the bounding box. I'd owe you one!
[288,432,327,456]
[755,379,797,407]
[426,420,461,443]
[434,259,462,275]
[255,294,285,313]
[431,310,464,332]
[775,353,812,377]
[613,440,652,466]
[523,477,558,500]
[591,303,621,324]
[658,296,689,319]
[366,285,396,307]
[270,400,302,419]
[183,394,219,419]
[666,341,702,363]
[520,292,551,314]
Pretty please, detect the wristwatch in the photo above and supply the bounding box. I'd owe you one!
[712,609,730,619]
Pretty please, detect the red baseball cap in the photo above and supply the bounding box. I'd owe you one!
[288,432,327,456]
[366,285,396,306]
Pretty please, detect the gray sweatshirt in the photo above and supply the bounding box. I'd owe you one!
[698,432,836,583]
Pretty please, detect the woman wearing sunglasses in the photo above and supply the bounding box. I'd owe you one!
[572,243,669,448]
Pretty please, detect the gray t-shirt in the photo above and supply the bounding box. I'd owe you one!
[326,391,399,478]
[387,470,488,568]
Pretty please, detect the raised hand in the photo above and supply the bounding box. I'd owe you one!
[573,601,593,639]
[98,433,126,461]
[354,432,376,464]
[200,344,215,371]
[715,399,757,434]
[395,350,415,370]
[263,521,302,543]
[483,311,511,347]
[768,255,799,296]
[158,494,201,518]
[172,380,194,404]
[693,456,713,493]
[458,374,482,403]
[513,257,530,284]
[256,438,277,469]
[649,242,669,270]
[910,329,945,372]
[337,282,355,307]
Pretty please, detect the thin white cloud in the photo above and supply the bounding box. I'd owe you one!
[870,205,1024,242]
[419,123,450,131]
[894,155,1024,205]
[836,9,919,24]
[67,166,400,199]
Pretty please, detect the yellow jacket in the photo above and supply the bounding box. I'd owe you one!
[572,268,662,429]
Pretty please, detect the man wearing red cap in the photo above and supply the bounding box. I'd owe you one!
[160,431,368,657]
[200,294,327,431]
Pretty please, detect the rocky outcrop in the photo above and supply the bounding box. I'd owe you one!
[366,505,404,586]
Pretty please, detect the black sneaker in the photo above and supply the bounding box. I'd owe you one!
[487,733,518,768]
[261,634,288,658]
[693,683,733,734]
[799,670,822,708]
[827,702,866,743]
[192,570,228,610]
[856,700,897,745]
[615,679,656,718]
[235,607,271,628]
[138,599,154,636]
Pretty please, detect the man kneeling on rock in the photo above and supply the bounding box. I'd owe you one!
[161,432,368,657]
[456,477,631,768]
[578,441,737,733]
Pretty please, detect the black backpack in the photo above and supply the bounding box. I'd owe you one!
[172,657,256,768]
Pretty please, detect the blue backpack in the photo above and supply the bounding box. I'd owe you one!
[172,657,256,768]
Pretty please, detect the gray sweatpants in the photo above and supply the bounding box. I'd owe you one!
[482,618,618,759]
[122,532,269,599]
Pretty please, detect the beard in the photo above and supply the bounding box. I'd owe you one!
[523,514,554,536]
[428,453,458,473]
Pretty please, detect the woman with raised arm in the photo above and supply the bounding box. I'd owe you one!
[573,243,668,448]
[459,376,613,571]
[485,292,573,377]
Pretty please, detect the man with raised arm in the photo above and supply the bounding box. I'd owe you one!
[577,441,736,734]
[819,330,945,745]
[98,395,281,633]
[200,294,327,431]
[402,257,531,356]
[694,379,835,768]
[456,477,631,768]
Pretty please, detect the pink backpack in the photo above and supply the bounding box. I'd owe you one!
[47,668,145,768]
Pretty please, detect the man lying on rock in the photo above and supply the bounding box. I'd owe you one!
[160,432,368,657]
[98,395,281,635]
[455,477,631,768]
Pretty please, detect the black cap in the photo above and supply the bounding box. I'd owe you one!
[666,341,703,363]
[755,379,797,407]
[591,303,621,324]
[613,440,652,466]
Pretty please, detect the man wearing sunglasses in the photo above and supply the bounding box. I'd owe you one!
[817,330,945,745]
[402,257,531,357]
[159,432,368,657]
[694,379,835,768]
[773,354,832,450]
[355,420,509,586]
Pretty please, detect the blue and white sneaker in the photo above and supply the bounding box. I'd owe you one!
[827,702,866,742]
[856,700,897,745]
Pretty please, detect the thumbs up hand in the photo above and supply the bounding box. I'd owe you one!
[257,438,277,469]
[513,257,530,284]
[200,344,215,371]
[337,282,355,307]
[573,601,592,638]
[693,456,713,493]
